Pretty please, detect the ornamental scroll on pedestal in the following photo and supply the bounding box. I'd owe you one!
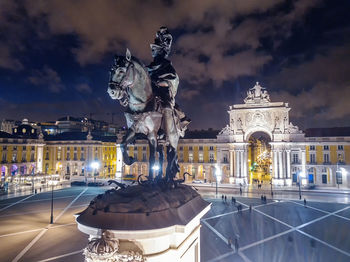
[84,231,145,262]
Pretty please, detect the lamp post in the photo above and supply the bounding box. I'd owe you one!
[50,170,54,224]
[91,161,99,183]
[298,171,305,200]
[215,167,222,197]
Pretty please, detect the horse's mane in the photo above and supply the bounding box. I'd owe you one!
[131,56,149,77]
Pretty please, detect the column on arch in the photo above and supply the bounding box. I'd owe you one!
[242,146,248,181]
[273,149,278,179]
[278,150,283,179]
[286,150,291,179]
[230,150,234,177]
[234,150,240,178]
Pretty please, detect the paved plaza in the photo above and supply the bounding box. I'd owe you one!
[0,187,349,262]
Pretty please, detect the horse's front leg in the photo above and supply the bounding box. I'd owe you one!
[121,129,136,165]
[147,133,157,181]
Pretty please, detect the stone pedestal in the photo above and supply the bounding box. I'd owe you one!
[76,184,211,262]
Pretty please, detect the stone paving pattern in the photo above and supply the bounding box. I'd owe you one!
[0,187,349,262]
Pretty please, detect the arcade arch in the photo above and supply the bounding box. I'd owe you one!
[247,132,272,184]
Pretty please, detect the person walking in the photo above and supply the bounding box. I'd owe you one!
[234,238,239,251]
[222,194,224,201]
[225,195,227,202]
[249,204,252,213]
[304,198,307,207]
[240,186,242,195]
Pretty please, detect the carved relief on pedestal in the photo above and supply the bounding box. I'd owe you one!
[84,231,145,262]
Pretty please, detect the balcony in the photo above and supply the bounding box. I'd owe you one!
[323,162,331,165]
[80,158,85,161]
[1,160,7,164]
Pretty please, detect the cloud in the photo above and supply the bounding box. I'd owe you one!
[28,66,65,93]
[75,83,93,94]
[0,44,23,70]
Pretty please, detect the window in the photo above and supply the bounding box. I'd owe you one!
[209,153,214,163]
[23,146,26,150]
[45,152,49,160]
[13,146,17,151]
[2,152,7,162]
[30,153,34,162]
[179,146,183,151]
[143,146,146,150]
[67,152,70,161]
[223,154,228,163]
[3,146,7,150]
[81,147,84,151]
[31,146,35,150]
[323,154,329,163]
[310,154,316,163]
[134,151,138,160]
[74,147,77,150]
[199,146,203,151]
[338,145,344,150]
[142,153,146,161]
[179,153,183,162]
[292,153,299,164]
[322,174,327,184]
[189,146,193,151]
[209,146,214,151]
[74,152,77,160]
[81,152,85,161]
[199,153,203,162]
[309,145,315,151]
[323,145,329,150]
[189,153,193,162]
[338,153,344,163]
[12,152,17,162]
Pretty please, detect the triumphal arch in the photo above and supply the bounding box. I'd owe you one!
[217,82,305,186]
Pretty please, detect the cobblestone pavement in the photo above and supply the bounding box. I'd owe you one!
[0,187,349,262]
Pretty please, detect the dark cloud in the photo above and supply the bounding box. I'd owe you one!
[0,0,349,130]
[28,66,65,93]
[75,83,93,94]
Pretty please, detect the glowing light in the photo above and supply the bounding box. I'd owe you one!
[340,167,347,176]
[91,162,100,169]
[152,165,160,171]
[215,166,222,182]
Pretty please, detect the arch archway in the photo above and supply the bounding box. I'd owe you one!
[248,131,272,184]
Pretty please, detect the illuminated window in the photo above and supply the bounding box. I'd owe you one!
[199,153,203,162]
[209,153,214,163]
[189,153,193,162]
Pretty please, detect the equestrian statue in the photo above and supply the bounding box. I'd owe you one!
[107,27,190,185]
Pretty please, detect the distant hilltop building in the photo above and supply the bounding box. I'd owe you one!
[0,83,349,189]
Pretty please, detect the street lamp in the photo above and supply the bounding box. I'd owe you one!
[298,171,305,200]
[90,161,100,182]
[215,166,222,197]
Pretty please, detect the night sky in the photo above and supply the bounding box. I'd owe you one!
[0,0,350,130]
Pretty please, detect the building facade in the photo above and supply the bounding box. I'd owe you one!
[0,83,349,188]
[129,83,350,188]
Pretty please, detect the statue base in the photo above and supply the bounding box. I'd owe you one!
[75,183,211,261]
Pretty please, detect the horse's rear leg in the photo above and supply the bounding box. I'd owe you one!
[121,129,136,165]
[157,144,164,179]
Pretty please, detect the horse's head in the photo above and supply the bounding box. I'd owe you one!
[107,49,134,104]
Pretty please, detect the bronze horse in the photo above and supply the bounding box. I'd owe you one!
[107,49,180,182]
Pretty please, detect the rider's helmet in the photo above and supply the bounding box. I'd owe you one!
[150,26,173,58]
